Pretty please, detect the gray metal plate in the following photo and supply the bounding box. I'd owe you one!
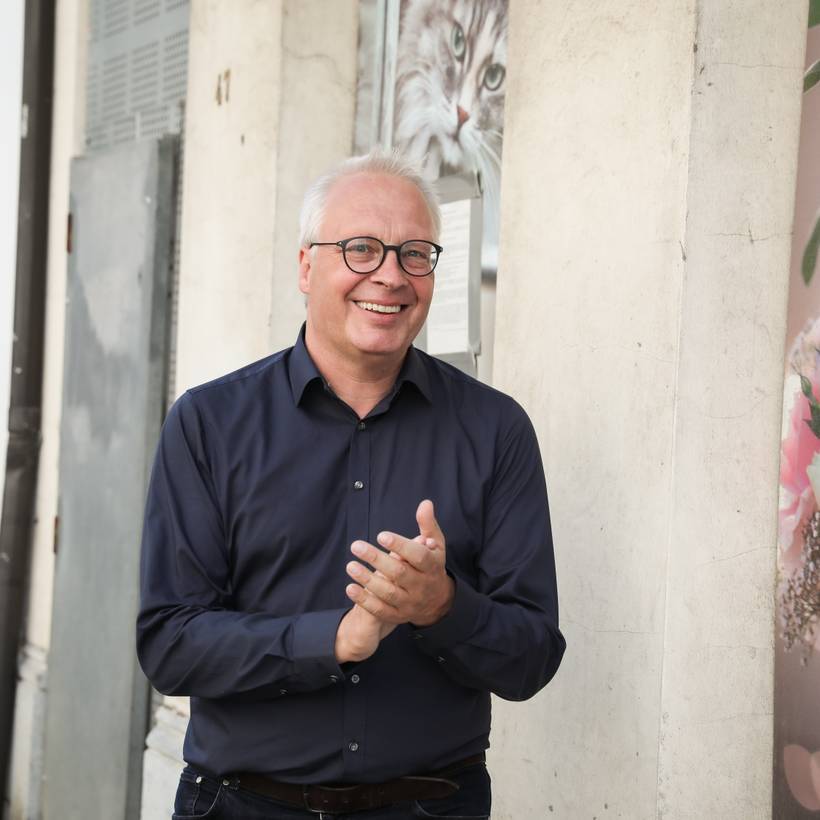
[43,137,175,820]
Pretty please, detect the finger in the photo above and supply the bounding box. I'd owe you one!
[416,499,445,545]
[346,561,407,609]
[351,540,417,581]
[345,583,403,623]
[375,531,433,572]
[353,538,427,578]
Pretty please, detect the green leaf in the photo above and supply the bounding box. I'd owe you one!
[805,414,820,439]
[806,60,820,92]
[802,212,820,284]
[803,374,815,399]
[811,0,820,27]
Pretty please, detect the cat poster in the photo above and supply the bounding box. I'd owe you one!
[773,12,820,819]
[355,0,507,274]
[394,0,507,271]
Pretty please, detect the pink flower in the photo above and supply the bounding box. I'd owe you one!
[779,315,820,570]
[779,376,820,569]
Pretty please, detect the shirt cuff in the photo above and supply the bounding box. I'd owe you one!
[291,608,347,687]
[411,575,482,652]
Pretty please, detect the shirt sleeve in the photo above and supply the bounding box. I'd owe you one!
[410,404,566,701]
[136,392,346,700]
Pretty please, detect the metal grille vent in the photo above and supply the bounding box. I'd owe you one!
[85,0,189,151]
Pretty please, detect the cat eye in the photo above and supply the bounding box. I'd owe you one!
[483,63,505,91]
[309,236,443,277]
[451,22,466,60]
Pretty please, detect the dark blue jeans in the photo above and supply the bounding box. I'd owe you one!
[172,763,491,819]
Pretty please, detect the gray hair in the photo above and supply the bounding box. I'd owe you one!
[298,149,441,247]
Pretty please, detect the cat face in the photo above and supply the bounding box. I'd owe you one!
[394,0,507,182]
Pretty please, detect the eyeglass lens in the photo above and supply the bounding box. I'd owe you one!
[344,237,438,276]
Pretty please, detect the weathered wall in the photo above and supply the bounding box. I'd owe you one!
[174,0,358,394]
[490,1,806,818]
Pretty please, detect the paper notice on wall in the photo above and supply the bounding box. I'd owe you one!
[426,199,472,355]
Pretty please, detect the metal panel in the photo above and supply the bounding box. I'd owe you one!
[44,137,175,820]
[85,0,189,151]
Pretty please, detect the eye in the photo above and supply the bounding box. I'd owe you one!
[400,242,438,273]
[451,22,466,61]
[348,238,379,254]
[483,63,505,91]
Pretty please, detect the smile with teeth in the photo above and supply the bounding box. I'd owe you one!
[355,301,403,314]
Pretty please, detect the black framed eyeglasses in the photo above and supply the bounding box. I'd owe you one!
[309,236,443,277]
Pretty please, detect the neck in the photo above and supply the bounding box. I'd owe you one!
[304,326,407,419]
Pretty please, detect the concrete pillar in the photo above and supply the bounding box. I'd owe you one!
[174,0,358,393]
[490,1,806,818]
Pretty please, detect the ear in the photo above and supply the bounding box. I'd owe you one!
[298,247,311,296]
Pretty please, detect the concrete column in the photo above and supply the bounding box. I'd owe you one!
[174,0,357,394]
[490,1,806,818]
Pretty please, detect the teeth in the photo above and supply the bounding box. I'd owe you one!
[356,302,401,314]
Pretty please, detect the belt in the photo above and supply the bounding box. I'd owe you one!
[233,753,485,814]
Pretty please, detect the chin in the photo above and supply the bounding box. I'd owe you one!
[348,327,416,359]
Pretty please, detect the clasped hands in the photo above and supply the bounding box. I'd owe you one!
[334,499,455,664]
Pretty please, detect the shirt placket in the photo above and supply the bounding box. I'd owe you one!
[342,417,372,778]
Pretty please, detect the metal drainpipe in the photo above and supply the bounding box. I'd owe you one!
[0,0,56,798]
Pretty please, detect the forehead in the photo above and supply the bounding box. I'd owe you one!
[321,172,435,239]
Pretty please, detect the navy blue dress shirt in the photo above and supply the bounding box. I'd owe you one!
[137,327,565,783]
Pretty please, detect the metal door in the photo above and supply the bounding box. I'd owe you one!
[43,136,175,820]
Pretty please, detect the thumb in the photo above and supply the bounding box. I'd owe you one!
[416,499,444,543]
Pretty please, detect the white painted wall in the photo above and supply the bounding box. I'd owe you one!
[0,0,24,507]
[6,2,88,818]
[489,1,806,818]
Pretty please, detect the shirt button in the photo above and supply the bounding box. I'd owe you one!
[348,741,359,752]
[357,421,366,431]
[330,675,339,683]
[353,480,364,490]
[436,656,446,664]
[350,674,360,684]
[279,689,288,695]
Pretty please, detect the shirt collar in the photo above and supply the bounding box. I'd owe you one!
[288,324,432,406]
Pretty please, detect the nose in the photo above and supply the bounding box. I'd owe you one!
[371,247,407,287]
[457,105,470,128]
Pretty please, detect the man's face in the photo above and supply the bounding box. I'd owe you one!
[299,172,436,367]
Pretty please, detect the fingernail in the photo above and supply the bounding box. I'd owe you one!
[351,542,366,557]
[377,532,392,547]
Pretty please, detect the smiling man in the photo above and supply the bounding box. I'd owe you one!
[137,151,565,820]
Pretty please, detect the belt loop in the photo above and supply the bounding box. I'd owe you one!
[302,784,324,815]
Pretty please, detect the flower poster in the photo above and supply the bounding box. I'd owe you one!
[774,8,820,817]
